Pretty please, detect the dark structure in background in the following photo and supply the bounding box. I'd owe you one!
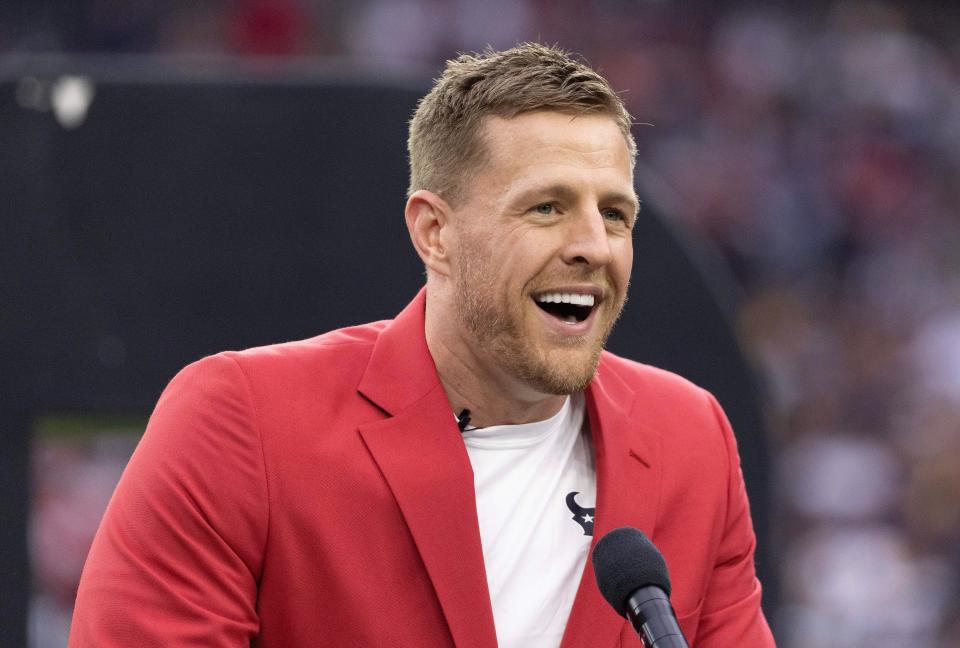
[0,63,775,647]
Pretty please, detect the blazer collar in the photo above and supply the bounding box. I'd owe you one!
[357,287,440,416]
[357,288,499,648]
[560,358,663,648]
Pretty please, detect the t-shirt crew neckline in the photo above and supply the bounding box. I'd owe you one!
[461,396,573,450]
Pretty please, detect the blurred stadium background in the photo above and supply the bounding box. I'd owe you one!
[2,1,960,647]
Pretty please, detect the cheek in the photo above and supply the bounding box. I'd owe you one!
[498,242,545,281]
[613,241,633,286]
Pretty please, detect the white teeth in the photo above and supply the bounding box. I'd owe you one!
[535,292,596,307]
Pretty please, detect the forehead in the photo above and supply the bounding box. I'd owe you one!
[475,111,634,187]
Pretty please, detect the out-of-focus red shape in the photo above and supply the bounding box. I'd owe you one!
[229,0,307,57]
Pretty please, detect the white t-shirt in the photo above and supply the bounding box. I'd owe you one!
[461,393,596,648]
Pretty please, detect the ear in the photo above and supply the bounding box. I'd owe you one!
[405,189,453,276]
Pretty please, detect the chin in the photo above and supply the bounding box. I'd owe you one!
[514,344,604,395]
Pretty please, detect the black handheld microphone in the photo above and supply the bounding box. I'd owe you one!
[592,527,690,648]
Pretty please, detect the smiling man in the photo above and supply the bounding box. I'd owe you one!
[71,45,775,647]
[414,109,636,420]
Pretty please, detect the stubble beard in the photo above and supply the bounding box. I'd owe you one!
[454,245,625,396]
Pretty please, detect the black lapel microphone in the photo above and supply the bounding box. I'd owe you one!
[592,527,690,648]
[456,409,472,432]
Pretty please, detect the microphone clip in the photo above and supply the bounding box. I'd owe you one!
[456,409,472,432]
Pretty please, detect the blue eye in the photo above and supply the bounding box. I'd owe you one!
[602,208,625,221]
[535,203,554,215]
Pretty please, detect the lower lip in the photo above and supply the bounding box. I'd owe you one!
[532,299,599,336]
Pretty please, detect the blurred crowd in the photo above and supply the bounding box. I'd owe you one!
[8,1,960,647]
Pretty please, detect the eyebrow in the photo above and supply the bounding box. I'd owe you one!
[513,183,641,216]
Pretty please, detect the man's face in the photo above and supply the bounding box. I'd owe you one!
[448,110,636,395]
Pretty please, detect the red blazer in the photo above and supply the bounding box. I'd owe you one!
[70,290,775,647]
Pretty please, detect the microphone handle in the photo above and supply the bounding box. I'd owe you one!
[625,586,690,648]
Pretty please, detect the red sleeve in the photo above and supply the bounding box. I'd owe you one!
[69,353,268,647]
[694,394,776,647]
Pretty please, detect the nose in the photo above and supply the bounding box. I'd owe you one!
[561,209,614,268]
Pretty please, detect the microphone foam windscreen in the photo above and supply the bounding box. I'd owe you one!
[592,527,671,616]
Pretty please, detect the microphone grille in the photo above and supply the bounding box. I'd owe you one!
[592,527,671,616]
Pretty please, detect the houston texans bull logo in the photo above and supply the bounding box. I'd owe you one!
[565,491,595,536]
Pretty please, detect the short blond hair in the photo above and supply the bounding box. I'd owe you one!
[407,43,636,206]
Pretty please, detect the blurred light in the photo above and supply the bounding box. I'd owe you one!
[779,433,900,520]
[911,309,960,404]
[782,525,950,647]
[51,76,95,130]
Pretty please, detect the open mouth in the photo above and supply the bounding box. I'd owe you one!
[533,292,597,324]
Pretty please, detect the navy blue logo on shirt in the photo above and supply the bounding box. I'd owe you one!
[565,491,595,536]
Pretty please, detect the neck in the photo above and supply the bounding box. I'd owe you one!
[425,298,566,429]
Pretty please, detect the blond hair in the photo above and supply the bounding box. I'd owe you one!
[407,43,636,206]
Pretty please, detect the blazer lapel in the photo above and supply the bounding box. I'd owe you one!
[560,358,663,648]
[357,290,498,648]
